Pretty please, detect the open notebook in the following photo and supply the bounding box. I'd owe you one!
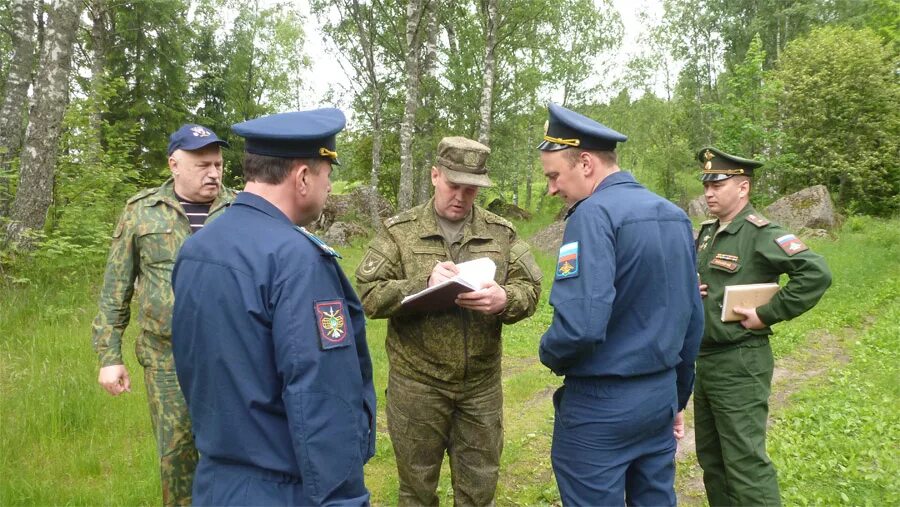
[401,257,496,312]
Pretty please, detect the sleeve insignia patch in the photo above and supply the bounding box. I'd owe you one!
[315,300,350,349]
[358,249,386,278]
[776,234,808,256]
[556,241,579,279]
[746,214,770,227]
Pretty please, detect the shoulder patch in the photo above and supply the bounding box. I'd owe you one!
[357,249,387,279]
[775,234,809,256]
[746,214,770,227]
[385,209,417,228]
[555,241,579,280]
[126,187,159,205]
[315,299,350,349]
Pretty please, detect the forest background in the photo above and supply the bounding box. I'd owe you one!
[0,0,897,255]
[0,0,898,505]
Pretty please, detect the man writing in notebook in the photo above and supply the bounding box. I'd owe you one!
[694,147,832,506]
[356,136,542,506]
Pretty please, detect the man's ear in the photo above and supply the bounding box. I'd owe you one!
[431,166,440,186]
[294,162,309,195]
[168,154,179,176]
[579,151,594,176]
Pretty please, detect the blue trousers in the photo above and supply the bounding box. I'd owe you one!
[192,456,370,506]
[551,370,678,507]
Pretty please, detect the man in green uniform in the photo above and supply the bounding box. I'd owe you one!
[91,124,235,506]
[694,147,832,506]
[356,136,542,506]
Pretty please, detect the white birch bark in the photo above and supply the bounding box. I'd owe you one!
[6,0,83,247]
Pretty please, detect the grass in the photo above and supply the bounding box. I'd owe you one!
[1,214,898,505]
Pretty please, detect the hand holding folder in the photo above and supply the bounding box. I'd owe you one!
[401,258,496,313]
[721,283,780,322]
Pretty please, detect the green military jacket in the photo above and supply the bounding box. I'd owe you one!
[696,203,831,354]
[91,178,236,367]
[356,199,543,388]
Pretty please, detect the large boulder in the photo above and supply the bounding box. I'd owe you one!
[486,198,532,220]
[322,221,370,246]
[764,185,837,231]
[529,221,567,256]
[687,195,709,219]
[309,185,394,233]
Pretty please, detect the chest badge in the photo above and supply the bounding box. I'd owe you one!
[556,241,579,279]
[699,233,712,251]
[315,300,350,349]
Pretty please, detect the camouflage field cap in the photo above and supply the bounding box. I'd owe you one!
[435,136,493,188]
[698,146,763,182]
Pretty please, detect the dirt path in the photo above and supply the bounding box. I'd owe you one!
[675,326,856,504]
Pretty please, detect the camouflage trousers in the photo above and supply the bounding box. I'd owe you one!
[386,369,503,507]
[139,332,198,506]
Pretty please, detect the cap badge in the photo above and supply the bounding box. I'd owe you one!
[191,126,211,137]
[464,151,479,166]
[318,147,338,161]
[704,149,714,171]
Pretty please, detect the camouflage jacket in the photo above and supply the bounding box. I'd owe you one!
[91,178,236,367]
[356,199,542,388]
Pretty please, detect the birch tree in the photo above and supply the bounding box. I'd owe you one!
[477,0,498,146]
[397,0,428,211]
[0,0,37,219]
[6,0,82,247]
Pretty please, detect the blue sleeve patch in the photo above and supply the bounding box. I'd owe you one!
[556,241,579,279]
[315,299,351,349]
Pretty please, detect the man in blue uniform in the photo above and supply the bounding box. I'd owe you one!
[537,103,704,506]
[171,108,376,506]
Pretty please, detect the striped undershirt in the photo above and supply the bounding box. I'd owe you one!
[175,192,213,234]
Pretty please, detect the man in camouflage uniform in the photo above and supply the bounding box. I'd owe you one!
[694,147,832,506]
[356,136,542,506]
[91,124,234,506]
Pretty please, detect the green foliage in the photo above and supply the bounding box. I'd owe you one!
[770,26,900,216]
[707,34,772,158]
[769,302,900,505]
[47,76,141,265]
[3,206,899,505]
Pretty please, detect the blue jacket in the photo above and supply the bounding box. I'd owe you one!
[539,171,704,410]
[172,192,376,505]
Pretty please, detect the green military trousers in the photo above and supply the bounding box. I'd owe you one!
[138,331,198,506]
[386,369,503,507]
[694,340,781,507]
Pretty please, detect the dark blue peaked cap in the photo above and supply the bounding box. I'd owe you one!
[232,108,346,164]
[537,103,627,152]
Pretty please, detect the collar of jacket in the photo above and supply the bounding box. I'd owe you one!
[716,202,757,236]
[417,196,494,242]
[141,178,233,213]
[566,171,637,220]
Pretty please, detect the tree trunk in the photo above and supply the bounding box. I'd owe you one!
[0,0,38,219]
[477,0,498,146]
[525,158,533,210]
[415,2,439,206]
[87,0,110,163]
[6,0,82,248]
[398,0,426,211]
